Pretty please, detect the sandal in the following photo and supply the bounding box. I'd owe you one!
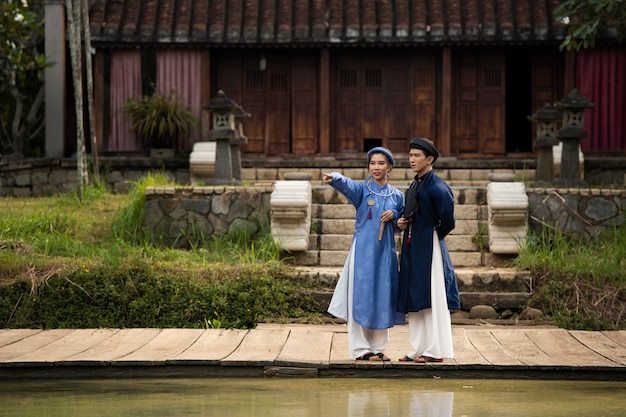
[414,356,443,363]
[376,352,391,361]
[356,352,379,361]
[399,355,414,362]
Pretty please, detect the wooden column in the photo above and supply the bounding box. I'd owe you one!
[563,50,576,94]
[439,47,452,156]
[319,49,330,154]
[93,52,105,152]
[201,50,212,139]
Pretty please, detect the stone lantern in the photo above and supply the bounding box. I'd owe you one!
[203,90,241,184]
[528,103,561,184]
[554,89,595,186]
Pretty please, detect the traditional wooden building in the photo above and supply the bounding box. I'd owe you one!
[45,0,626,160]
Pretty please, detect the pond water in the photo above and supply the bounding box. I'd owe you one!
[1,377,625,416]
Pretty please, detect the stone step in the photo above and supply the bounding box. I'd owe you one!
[291,266,532,290]
[459,292,531,311]
[307,185,490,268]
[291,266,534,317]
[312,185,488,206]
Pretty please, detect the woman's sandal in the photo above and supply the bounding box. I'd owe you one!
[356,352,391,361]
[414,356,443,363]
[399,355,414,362]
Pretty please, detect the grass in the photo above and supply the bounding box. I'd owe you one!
[514,226,626,330]
[0,174,325,329]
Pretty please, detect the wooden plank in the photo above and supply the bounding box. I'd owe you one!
[11,329,120,363]
[387,325,410,362]
[465,328,522,365]
[114,329,203,363]
[171,329,248,364]
[489,328,554,366]
[602,330,626,348]
[450,327,489,365]
[329,326,351,365]
[525,329,618,367]
[0,329,43,348]
[66,328,161,362]
[570,330,626,366]
[275,328,333,367]
[220,328,289,366]
[0,329,73,362]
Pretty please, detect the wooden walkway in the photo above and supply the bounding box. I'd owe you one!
[1,324,626,381]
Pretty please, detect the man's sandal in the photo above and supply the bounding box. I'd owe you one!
[356,352,379,361]
[414,356,443,363]
[399,355,414,362]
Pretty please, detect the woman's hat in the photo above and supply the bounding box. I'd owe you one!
[367,147,395,166]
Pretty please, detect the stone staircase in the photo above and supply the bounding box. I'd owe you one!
[288,182,534,319]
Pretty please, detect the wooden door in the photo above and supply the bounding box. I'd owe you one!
[291,54,319,154]
[532,50,562,114]
[334,55,361,152]
[384,55,413,154]
[333,52,437,154]
[410,53,437,151]
[214,53,293,156]
[264,56,291,155]
[455,51,506,156]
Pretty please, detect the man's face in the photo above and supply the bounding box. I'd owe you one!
[409,149,431,175]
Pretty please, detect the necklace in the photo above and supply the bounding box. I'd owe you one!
[366,178,395,198]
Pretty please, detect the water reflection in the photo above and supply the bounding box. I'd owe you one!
[348,390,453,416]
[1,378,625,417]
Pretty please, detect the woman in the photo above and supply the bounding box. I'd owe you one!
[323,147,405,361]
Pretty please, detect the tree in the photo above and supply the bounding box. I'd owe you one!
[554,0,626,51]
[0,0,48,157]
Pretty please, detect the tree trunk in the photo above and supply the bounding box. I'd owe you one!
[81,0,100,183]
[65,0,87,200]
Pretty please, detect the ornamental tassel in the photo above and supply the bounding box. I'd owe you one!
[407,224,412,244]
[367,207,372,219]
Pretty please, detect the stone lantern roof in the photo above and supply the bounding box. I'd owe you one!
[529,102,561,123]
[554,89,595,112]
[203,90,239,112]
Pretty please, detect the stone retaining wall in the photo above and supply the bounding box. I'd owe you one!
[144,186,272,248]
[527,188,626,239]
[142,185,626,249]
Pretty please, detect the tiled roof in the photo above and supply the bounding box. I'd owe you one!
[89,0,568,46]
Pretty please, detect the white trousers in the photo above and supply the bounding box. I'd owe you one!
[405,231,454,359]
[329,240,389,358]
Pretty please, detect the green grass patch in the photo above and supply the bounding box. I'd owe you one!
[515,226,626,330]
[0,174,324,329]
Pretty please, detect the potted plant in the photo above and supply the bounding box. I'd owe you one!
[125,89,198,158]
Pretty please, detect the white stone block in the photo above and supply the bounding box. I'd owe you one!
[487,182,529,254]
[189,142,216,185]
[270,180,312,251]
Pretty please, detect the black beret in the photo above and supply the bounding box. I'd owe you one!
[409,137,439,161]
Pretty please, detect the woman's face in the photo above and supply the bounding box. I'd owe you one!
[368,153,391,182]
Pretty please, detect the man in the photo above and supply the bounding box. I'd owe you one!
[396,137,460,363]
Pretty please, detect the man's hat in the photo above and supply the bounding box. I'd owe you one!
[410,137,439,161]
[367,146,395,166]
